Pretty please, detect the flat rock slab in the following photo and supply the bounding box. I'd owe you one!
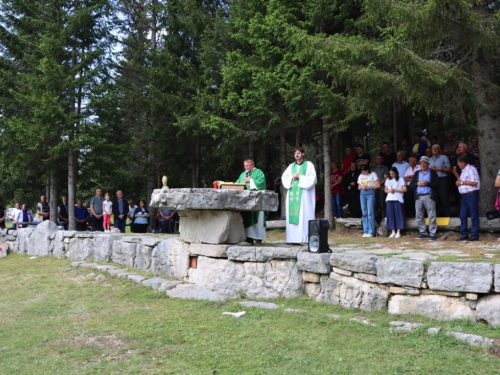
[238,301,278,309]
[71,261,84,267]
[446,332,495,347]
[117,272,135,278]
[150,188,278,211]
[330,253,378,274]
[376,258,424,288]
[395,252,436,261]
[189,243,230,258]
[93,265,116,271]
[427,262,493,293]
[227,246,300,262]
[284,308,308,313]
[159,280,183,292]
[142,278,168,290]
[389,321,423,331]
[297,251,332,274]
[108,268,128,275]
[79,262,99,268]
[166,284,238,301]
[350,317,376,326]
[127,275,145,283]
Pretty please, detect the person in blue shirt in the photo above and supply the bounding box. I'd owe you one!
[75,199,89,231]
[133,199,150,233]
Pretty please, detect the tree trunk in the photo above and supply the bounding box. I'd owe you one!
[280,126,287,219]
[331,130,340,164]
[295,126,302,147]
[49,168,58,225]
[68,146,75,230]
[323,118,333,228]
[472,48,500,216]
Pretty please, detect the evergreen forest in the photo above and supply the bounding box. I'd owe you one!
[0,0,499,228]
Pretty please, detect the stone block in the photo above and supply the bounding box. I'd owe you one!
[227,245,300,262]
[76,233,95,238]
[303,272,320,283]
[79,262,99,268]
[305,283,321,298]
[189,243,230,258]
[166,284,238,301]
[93,235,119,262]
[27,220,59,256]
[297,251,332,274]
[67,238,94,261]
[376,258,424,288]
[330,253,378,274]
[389,321,422,332]
[134,245,154,271]
[421,290,463,297]
[476,294,500,328]
[14,228,34,254]
[188,256,303,299]
[354,273,378,283]
[390,286,420,296]
[427,262,493,293]
[52,231,66,259]
[111,240,140,268]
[179,210,246,244]
[142,237,163,247]
[108,268,128,275]
[152,238,190,279]
[495,264,500,293]
[331,268,353,277]
[316,272,389,311]
[428,327,441,335]
[63,231,77,238]
[150,188,278,212]
[388,295,476,321]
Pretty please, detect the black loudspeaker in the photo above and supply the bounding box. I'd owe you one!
[308,219,331,253]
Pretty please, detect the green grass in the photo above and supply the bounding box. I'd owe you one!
[1,254,500,374]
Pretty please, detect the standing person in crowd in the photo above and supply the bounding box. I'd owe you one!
[385,167,407,238]
[452,142,478,207]
[354,144,371,170]
[392,151,409,179]
[469,137,480,170]
[133,199,150,233]
[236,159,267,243]
[345,162,361,218]
[74,199,89,231]
[57,196,69,230]
[330,161,343,219]
[128,199,137,233]
[380,142,397,168]
[430,136,439,146]
[409,156,439,241]
[398,138,411,160]
[0,199,6,230]
[429,144,452,217]
[425,147,432,158]
[112,190,129,233]
[404,156,421,218]
[456,156,480,241]
[90,188,105,232]
[374,141,384,158]
[16,204,34,228]
[372,155,388,224]
[358,165,380,238]
[410,133,427,160]
[444,132,459,161]
[11,202,20,229]
[281,147,317,244]
[341,147,355,176]
[159,208,176,234]
[102,193,113,232]
[36,195,50,223]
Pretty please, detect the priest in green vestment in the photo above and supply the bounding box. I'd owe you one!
[236,159,267,243]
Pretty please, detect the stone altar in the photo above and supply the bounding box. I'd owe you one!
[149,188,278,244]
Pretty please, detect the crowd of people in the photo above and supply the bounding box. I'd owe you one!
[8,189,177,234]
[332,132,484,240]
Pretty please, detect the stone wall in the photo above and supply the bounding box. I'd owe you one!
[3,221,500,327]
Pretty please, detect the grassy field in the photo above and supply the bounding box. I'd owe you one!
[1,254,500,374]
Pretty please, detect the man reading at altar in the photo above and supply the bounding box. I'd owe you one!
[236,159,267,243]
[282,147,317,244]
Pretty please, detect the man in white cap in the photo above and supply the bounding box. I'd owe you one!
[409,156,440,241]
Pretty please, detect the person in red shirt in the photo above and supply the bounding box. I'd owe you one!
[342,147,355,176]
[331,161,344,218]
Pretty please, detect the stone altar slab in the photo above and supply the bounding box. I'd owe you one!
[149,188,278,212]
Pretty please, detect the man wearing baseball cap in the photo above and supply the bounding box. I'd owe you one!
[409,156,440,241]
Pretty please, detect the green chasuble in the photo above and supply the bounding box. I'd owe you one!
[289,161,308,224]
[236,167,267,228]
